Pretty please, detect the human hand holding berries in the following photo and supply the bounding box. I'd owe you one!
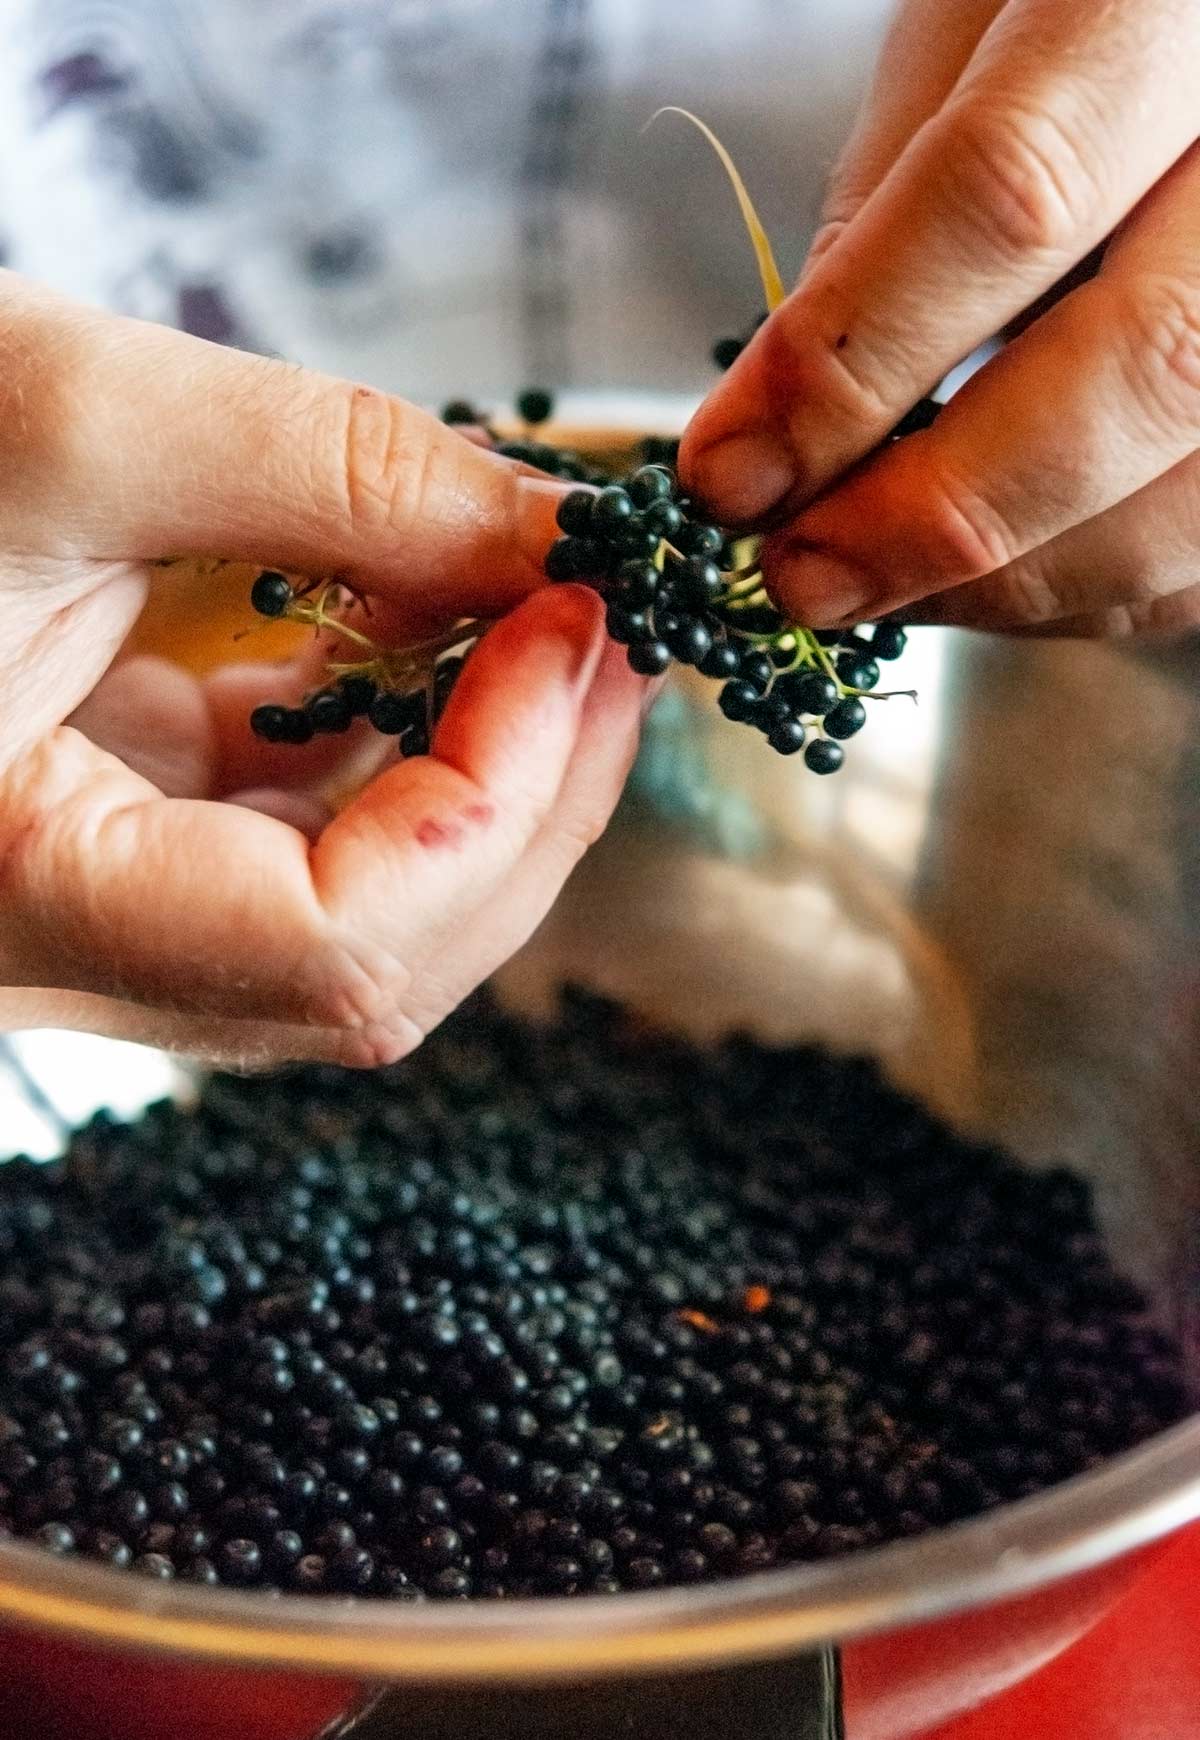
[682,0,1200,637]
[0,273,648,1064]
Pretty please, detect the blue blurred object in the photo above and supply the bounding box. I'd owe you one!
[624,685,765,858]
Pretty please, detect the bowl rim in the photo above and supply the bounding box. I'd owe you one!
[0,1416,1196,1680]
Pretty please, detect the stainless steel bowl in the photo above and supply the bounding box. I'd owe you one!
[0,412,1197,1738]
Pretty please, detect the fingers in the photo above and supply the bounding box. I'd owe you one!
[0,274,567,615]
[0,986,361,1070]
[65,656,215,798]
[899,445,1200,633]
[680,0,1200,526]
[759,141,1200,626]
[809,0,1005,258]
[0,639,640,1066]
[0,588,641,1062]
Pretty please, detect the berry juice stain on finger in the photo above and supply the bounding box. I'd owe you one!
[413,804,492,851]
[414,817,466,851]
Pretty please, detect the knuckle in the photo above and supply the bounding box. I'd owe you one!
[323,381,428,540]
[761,300,895,432]
[919,468,1021,579]
[946,98,1099,261]
[1116,274,1200,435]
[991,561,1069,628]
[305,945,429,1063]
[329,1022,423,1071]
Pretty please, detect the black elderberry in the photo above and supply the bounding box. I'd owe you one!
[641,499,684,540]
[545,536,607,581]
[677,557,723,609]
[328,1545,376,1591]
[516,388,555,426]
[768,720,807,756]
[785,672,839,716]
[836,654,880,693]
[401,721,431,759]
[678,522,724,559]
[249,705,291,745]
[417,1526,463,1568]
[134,1553,175,1580]
[250,571,293,619]
[739,652,774,695]
[292,1554,327,1594]
[556,490,596,538]
[824,699,867,741]
[544,538,579,582]
[614,525,662,562]
[627,640,672,677]
[34,1521,75,1555]
[88,1530,133,1569]
[663,619,714,667]
[441,400,479,426]
[870,624,908,662]
[698,641,741,680]
[0,971,1183,1605]
[627,466,674,509]
[592,487,636,532]
[711,336,744,371]
[367,691,423,737]
[604,607,644,648]
[306,690,354,735]
[617,560,661,609]
[805,738,845,775]
[278,709,315,747]
[718,679,758,721]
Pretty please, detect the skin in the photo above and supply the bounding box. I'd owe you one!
[0,273,650,1066]
[680,0,1200,639]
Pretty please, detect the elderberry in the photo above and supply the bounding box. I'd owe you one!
[516,389,555,426]
[250,571,293,619]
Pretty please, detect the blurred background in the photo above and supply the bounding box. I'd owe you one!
[0,0,896,405]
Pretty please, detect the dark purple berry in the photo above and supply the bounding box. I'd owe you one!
[306,689,354,734]
[825,699,867,740]
[870,623,908,662]
[804,738,845,774]
[249,705,291,744]
[250,571,293,619]
[768,720,807,756]
[627,640,671,677]
[627,466,674,508]
[516,388,554,426]
[555,491,596,537]
[698,642,742,681]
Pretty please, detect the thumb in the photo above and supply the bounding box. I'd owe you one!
[1,275,566,614]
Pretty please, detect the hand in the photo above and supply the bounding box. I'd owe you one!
[680,0,1200,637]
[0,274,648,1065]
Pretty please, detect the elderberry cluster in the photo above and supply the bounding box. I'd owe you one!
[245,375,933,774]
[544,465,910,774]
[246,570,466,758]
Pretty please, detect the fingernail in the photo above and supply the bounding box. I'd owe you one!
[687,430,796,523]
[771,550,873,627]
